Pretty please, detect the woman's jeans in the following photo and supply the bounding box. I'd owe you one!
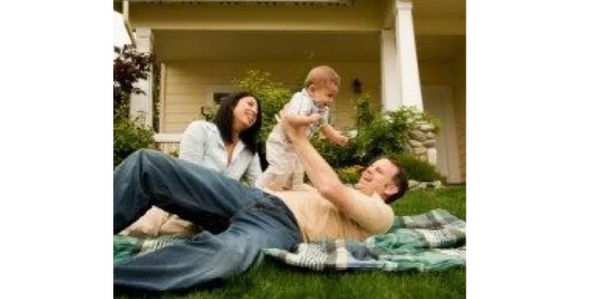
[113,149,302,291]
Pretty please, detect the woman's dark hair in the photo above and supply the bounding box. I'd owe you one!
[212,91,262,154]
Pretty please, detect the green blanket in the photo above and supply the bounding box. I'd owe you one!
[114,209,466,272]
[114,235,187,264]
[264,209,465,272]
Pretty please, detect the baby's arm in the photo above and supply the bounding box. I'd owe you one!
[320,124,349,146]
[284,92,322,126]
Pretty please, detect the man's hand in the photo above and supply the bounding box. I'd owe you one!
[307,113,322,124]
[276,113,353,213]
[277,112,309,143]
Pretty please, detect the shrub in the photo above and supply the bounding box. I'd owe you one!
[312,95,441,169]
[312,135,358,169]
[233,70,293,143]
[113,45,153,119]
[113,112,155,167]
[395,153,441,182]
[233,71,295,170]
[113,45,155,167]
[231,71,443,176]
[336,165,364,184]
[355,96,441,164]
[335,154,442,185]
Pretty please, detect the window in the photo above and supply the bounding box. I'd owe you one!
[208,86,236,104]
[213,92,232,104]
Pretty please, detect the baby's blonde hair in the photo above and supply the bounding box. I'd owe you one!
[304,65,341,89]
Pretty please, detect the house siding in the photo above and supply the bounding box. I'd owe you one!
[162,61,381,133]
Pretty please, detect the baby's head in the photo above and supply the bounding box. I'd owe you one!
[304,65,340,108]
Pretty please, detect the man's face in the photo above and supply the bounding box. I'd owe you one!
[355,158,399,202]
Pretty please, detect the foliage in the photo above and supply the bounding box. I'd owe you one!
[336,165,364,184]
[314,95,442,169]
[113,113,155,167]
[333,154,442,185]
[395,153,442,183]
[152,60,161,131]
[233,70,293,143]
[113,45,153,118]
[231,70,443,177]
[197,104,218,122]
[312,135,358,169]
[113,45,155,167]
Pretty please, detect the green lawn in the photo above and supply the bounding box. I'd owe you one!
[116,186,466,299]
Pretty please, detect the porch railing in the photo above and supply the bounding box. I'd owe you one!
[153,133,182,155]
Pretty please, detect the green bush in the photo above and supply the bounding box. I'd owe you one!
[231,71,443,177]
[113,45,152,119]
[395,153,441,182]
[334,154,442,185]
[313,95,442,169]
[113,45,155,167]
[233,70,294,143]
[113,112,155,167]
[336,165,364,184]
[334,153,442,186]
[311,135,357,169]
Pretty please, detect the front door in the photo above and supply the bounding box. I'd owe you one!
[421,86,461,183]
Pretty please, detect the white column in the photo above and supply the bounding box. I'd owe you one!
[394,0,423,110]
[380,30,401,111]
[130,27,154,128]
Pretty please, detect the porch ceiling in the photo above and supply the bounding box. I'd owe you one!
[412,0,466,19]
[153,30,465,62]
[118,0,466,19]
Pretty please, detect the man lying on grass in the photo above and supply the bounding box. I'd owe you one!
[113,113,409,292]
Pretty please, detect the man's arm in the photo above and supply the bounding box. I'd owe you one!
[279,115,354,212]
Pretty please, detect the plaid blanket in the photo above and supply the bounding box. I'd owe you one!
[114,235,188,264]
[114,209,465,272]
[263,209,465,272]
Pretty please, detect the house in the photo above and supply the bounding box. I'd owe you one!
[113,0,466,183]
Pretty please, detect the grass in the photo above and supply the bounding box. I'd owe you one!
[116,186,466,299]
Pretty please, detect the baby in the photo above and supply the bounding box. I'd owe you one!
[256,65,348,191]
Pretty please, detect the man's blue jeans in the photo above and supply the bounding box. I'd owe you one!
[113,149,302,291]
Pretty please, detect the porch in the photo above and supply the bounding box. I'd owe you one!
[153,133,182,155]
[119,0,466,182]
